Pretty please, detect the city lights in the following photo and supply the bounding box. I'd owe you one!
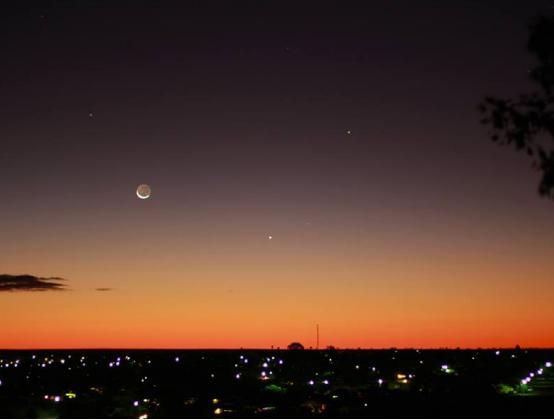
[440,364,454,374]
[1,349,552,416]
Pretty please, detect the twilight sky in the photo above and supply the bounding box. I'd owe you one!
[1,0,554,349]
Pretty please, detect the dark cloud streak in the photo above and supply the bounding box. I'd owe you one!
[0,274,67,292]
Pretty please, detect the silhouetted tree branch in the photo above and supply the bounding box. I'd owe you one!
[480,15,554,199]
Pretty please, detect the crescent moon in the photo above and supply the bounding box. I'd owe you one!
[136,184,151,199]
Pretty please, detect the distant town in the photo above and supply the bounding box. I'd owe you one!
[0,347,552,417]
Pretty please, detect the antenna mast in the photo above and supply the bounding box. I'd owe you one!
[316,324,319,349]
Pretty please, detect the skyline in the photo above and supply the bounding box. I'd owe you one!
[2,1,554,349]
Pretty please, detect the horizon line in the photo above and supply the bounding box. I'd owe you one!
[1,346,553,351]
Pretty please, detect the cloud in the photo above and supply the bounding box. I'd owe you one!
[95,287,113,292]
[0,274,67,292]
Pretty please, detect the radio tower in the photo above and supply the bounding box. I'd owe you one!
[316,324,320,349]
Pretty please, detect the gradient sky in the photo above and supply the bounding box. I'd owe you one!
[2,1,554,349]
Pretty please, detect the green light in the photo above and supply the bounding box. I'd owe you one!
[265,384,286,393]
